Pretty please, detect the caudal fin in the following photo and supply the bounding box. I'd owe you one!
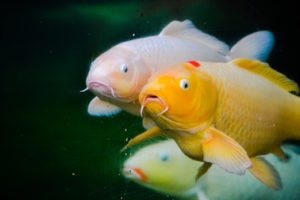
[229,31,274,61]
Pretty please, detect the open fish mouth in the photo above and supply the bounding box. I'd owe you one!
[87,81,116,98]
[123,167,147,182]
[140,94,169,117]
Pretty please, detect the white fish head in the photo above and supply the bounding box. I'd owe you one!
[86,46,150,103]
[122,140,200,196]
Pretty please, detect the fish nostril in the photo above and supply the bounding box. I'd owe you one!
[149,95,157,98]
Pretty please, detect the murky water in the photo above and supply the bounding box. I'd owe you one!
[3,0,299,199]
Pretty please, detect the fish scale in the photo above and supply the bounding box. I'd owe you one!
[201,63,289,156]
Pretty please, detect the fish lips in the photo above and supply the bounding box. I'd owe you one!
[87,81,117,98]
[123,167,147,182]
[140,94,169,117]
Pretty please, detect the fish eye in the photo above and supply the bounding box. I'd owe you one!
[180,79,190,90]
[159,153,169,161]
[120,64,128,74]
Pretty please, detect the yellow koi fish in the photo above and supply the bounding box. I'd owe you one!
[123,140,300,199]
[123,59,300,190]
[84,20,274,130]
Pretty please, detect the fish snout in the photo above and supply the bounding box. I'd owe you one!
[87,81,116,97]
[123,167,147,182]
[140,94,169,116]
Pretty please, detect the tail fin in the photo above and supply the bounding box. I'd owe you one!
[229,31,274,61]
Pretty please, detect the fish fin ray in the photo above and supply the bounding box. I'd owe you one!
[195,162,212,181]
[88,97,122,117]
[202,127,252,175]
[159,20,229,55]
[121,126,162,152]
[271,146,288,161]
[232,59,299,94]
[229,31,274,61]
[248,157,283,190]
[142,117,157,130]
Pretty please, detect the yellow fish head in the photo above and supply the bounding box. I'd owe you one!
[86,46,150,103]
[139,62,218,132]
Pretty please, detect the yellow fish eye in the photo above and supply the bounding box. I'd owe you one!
[120,63,129,74]
[180,79,190,90]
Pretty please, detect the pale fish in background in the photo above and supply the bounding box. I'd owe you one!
[125,59,300,189]
[84,19,274,129]
[123,140,300,200]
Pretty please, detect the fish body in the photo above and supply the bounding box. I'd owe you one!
[123,140,300,200]
[85,20,274,124]
[132,59,300,189]
[198,60,300,156]
[145,60,300,156]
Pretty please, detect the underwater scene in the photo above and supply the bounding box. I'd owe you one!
[3,0,300,199]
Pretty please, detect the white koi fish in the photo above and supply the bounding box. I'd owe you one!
[84,19,274,129]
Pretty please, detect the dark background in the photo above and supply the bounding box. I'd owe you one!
[2,0,299,199]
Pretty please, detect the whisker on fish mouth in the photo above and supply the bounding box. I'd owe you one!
[140,105,145,117]
[157,107,168,116]
[110,87,116,98]
[80,87,89,93]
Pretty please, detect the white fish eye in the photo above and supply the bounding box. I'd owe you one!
[120,64,128,74]
[180,79,190,90]
[159,153,169,162]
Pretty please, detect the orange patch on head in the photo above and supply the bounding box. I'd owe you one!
[188,61,201,68]
[133,168,147,182]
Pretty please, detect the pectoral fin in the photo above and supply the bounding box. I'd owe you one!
[121,126,162,152]
[195,162,212,181]
[248,157,282,190]
[88,97,121,117]
[142,117,157,130]
[201,127,252,175]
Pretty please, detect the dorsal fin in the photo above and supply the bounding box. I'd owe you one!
[229,31,274,61]
[232,59,299,94]
[159,20,229,56]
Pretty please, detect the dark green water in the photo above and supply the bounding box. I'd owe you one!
[2,0,299,199]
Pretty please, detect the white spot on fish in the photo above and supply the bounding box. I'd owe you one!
[72,172,75,176]
[258,116,262,121]
[125,137,129,142]
[124,128,127,132]
[132,33,136,37]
